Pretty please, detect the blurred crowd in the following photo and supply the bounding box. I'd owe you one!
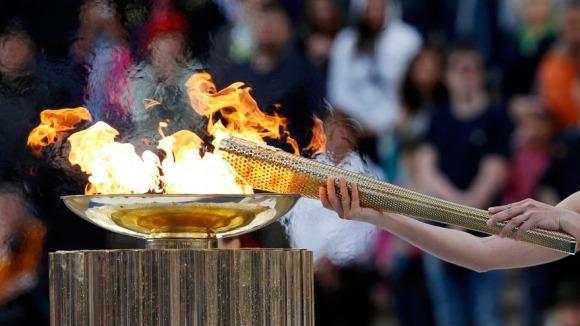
[1,0,580,325]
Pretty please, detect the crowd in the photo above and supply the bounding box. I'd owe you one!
[1,0,580,325]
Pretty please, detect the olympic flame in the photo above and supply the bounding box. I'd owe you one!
[27,73,314,195]
[27,107,92,155]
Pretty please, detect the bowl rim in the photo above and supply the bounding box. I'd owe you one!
[61,193,301,200]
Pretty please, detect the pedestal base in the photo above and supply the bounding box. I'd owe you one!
[49,249,314,326]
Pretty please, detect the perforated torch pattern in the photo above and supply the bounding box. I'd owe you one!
[219,137,577,254]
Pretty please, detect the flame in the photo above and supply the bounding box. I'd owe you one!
[27,107,92,155]
[304,117,327,155]
[158,121,169,138]
[143,98,161,110]
[185,72,299,153]
[158,130,252,194]
[68,122,160,195]
[28,72,309,195]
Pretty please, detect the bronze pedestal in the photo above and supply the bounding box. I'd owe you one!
[49,248,314,326]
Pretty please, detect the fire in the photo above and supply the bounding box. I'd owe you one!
[158,130,252,194]
[68,122,160,195]
[27,72,324,195]
[27,107,91,155]
[304,117,327,155]
[185,72,300,154]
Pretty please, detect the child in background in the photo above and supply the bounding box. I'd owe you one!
[503,96,554,204]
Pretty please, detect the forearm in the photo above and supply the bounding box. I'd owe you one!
[557,192,580,243]
[376,213,488,271]
[374,212,565,271]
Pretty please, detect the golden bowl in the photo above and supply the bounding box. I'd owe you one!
[62,194,299,241]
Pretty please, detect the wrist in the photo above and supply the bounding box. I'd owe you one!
[559,211,572,231]
[559,211,580,240]
[378,212,404,229]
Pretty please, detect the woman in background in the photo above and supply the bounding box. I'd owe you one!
[327,0,421,162]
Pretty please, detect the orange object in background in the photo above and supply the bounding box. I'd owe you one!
[0,220,45,305]
[538,51,580,129]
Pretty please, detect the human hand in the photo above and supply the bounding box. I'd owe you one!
[319,176,384,225]
[487,198,576,239]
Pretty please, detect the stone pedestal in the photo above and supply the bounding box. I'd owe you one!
[49,249,314,326]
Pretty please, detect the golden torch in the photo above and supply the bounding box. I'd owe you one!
[219,136,577,254]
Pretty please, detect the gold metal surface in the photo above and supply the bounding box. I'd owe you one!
[49,249,314,326]
[61,194,299,240]
[219,137,577,254]
[145,238,218,249]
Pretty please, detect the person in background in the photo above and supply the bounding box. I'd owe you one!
[78,0,134,128]
[388,44,447,182]
[373,44,447,326]
[284,110,379,326]
[214,1,322,151]
[449,0,505,74]
[0,24,51,183]
[504,97,554,205]
[128,7,206,142]
[398,0,445,38]
[501,0,557,100]
[502,96,554,326]
[537,0,580,130]
[326,0,421,163]
[413,44,511,326]
[0,186,45,326]
[300,0,343,91]
[210,0,265,77]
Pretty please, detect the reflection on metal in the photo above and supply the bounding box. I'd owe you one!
[220,136,577,254]
[50,249,314,326]
[145,238,217,249]
[61,194,299,240]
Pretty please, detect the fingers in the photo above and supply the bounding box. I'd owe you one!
[498,213,529,238]
[351,182,360,210]
[321,177,354,219]
[488,203,512,214]
[487,204,527,226]
[326,177,344,217]
[339,177,351,217]
[515,218,538,240]
[489,198,546,215]
[320,186,331,209]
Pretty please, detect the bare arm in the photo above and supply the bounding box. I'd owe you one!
[320,177,577,272]
[377,213,564,272]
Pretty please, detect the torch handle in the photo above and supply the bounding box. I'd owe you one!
[220,137,577,254]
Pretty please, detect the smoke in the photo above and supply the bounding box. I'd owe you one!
[282,151,380,268]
